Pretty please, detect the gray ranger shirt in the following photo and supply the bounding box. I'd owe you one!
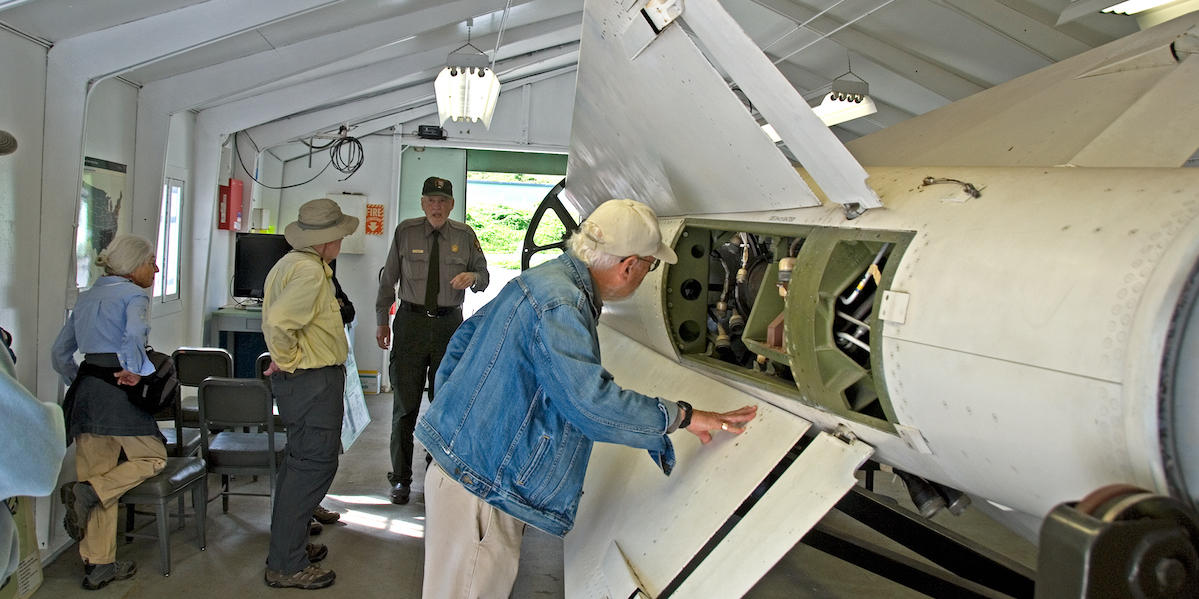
[375,217,489,325]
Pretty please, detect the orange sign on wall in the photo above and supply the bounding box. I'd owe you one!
[365,203,385,235]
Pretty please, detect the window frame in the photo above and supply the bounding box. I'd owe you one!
[154,177,184,305]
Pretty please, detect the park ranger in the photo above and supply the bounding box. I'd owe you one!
[374,176,489,505]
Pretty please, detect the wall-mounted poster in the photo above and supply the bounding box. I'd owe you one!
[76,157,127,288]
[365,203,385,236]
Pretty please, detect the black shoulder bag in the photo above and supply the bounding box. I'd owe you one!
[127,347,180,414]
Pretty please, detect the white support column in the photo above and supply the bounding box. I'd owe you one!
[34,59,89,400]
[188,119,226,346]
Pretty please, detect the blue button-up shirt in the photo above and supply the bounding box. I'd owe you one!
[416,253,680,537]
[51,276,153,384]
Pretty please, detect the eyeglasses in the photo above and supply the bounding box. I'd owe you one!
[626,256,660,272]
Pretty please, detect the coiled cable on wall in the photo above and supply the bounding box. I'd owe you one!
[328,136,364,181]
[235,129,365,190]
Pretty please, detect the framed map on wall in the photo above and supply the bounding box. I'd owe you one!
[75,157,127,288]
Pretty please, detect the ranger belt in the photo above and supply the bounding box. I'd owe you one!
[399,301,461,318]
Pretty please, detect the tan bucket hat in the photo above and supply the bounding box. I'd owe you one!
[284,198,360,249]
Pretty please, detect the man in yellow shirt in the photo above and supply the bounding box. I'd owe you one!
[261,198,358,590]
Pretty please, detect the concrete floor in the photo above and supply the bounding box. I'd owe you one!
[38,392,564,598]
[37,392,1036,598]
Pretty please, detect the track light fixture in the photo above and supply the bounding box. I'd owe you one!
[434,17,502,128]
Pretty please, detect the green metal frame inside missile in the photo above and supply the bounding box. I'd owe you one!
[664,221,915,432]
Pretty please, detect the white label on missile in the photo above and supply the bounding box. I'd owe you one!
[894,423,933,454]
[880,290,910,324]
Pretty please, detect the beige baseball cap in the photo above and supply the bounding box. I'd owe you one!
[579,199,677,264]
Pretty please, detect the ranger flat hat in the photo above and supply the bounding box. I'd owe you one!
[421,176,454,199]
[284,198,359,249]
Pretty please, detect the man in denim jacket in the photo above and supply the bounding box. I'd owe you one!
[416,199,758,597]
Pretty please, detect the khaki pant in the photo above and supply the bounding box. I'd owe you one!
[423,463,526,599]
[75,433,166,564]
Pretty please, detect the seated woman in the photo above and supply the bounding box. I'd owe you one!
[52,234,167,591]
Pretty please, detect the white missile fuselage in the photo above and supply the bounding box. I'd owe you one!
[598,163,1199,529]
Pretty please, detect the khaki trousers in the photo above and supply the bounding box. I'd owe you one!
[74,433,166,564]
[423,463,526,599]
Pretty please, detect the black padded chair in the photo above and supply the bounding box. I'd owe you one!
[172,347,233,428]
[152,370,200,458]
[120,457,207,576]
[255,352,273,384]
[254,351,287,433]
[197,377,286,512]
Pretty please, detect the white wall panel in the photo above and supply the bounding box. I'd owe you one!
[0,29,47,386]
[279,135,397,369]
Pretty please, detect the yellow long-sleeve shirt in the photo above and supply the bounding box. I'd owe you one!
[261,249,348,372]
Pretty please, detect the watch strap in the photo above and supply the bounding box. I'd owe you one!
[677,400,693,430]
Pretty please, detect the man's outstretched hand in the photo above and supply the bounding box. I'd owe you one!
[685,405,758,444]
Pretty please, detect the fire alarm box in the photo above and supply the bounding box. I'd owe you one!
[217,178,244,230]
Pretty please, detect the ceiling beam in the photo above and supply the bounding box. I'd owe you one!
[190,0,579,111]
[135,0,544,112]
[52,0,345,81]
[0,0,37,12]
[751,0,985,100]
[932,0,1091,62]
[196,13,581,137]
[992,0,1126,47]
[252,44,580,150]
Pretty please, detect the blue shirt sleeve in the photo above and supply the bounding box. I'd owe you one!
[51,311,79,384]
[119,293,153,376]
[533,301,676,474]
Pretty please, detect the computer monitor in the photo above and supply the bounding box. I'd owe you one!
[232,233,292,300]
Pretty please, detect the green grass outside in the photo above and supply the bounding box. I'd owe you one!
[466,203,567,269]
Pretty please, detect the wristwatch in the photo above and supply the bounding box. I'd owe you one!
[676,400,693,430]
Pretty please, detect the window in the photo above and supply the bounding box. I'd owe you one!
[155,178,183,302]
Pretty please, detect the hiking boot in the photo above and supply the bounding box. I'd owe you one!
[308,519,323,536]
[264,564,336,590]
[306,543,328,563]
[60,482,101,541]
[389,483,410,505]
[82,560,136,590]
[312,505,341,524]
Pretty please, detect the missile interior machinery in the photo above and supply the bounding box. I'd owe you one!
[664,223,909,431]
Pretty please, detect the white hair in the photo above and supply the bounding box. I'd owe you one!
[97,234,154,276]
[566,221,623,270]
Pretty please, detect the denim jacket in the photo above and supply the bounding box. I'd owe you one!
[416,253,679,537]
